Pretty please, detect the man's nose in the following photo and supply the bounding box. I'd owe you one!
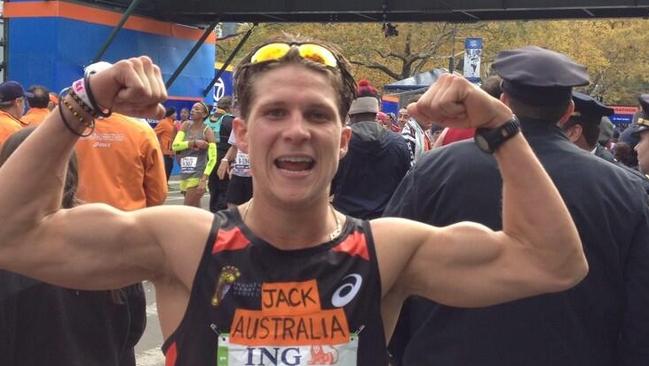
[283,113,310,142]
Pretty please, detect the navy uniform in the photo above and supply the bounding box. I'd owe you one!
[638,94,649,118]
[595,117,616,163]
[387,46,649,366]
[570,92,649,195]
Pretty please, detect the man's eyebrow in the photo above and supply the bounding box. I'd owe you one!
[257,100,288,108]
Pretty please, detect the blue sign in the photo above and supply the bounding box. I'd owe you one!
[464,38,483,83]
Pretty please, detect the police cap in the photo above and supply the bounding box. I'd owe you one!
[631,115,649,137]
[638,94,649,114]
[571,92,614,124]
[629,94,649,136]
[493,46,589,106]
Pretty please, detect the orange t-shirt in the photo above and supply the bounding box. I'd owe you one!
[75,113,168,211]
[154,116,176,156]
[0,110,23,147]
[21,107,51,127]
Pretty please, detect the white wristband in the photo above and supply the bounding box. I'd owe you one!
[72,79,93,110]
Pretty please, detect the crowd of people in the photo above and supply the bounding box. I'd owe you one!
[0,34,645,366]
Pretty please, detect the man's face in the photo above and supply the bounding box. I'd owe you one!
[234,64,351,207]
[635,131,649,173]
[398,109,409,126]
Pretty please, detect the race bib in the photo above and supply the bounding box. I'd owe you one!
[216,334,359,366]
[180,156,198,174]
[216,280,359,365]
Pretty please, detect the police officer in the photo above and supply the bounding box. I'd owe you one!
[563,92,614,159]
[631,95,649,176]
[565,92,649,195]
[387,46,649,366]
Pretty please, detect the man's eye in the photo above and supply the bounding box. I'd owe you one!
[267,109,286,118]
[308,111,330,121]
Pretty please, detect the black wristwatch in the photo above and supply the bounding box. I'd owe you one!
[474,116,521,154]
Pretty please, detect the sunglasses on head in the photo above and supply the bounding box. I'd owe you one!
[250,43,338,69]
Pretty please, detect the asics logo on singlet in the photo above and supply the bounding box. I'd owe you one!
[331,274,363,308]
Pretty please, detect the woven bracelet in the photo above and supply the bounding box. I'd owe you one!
[59,96,95,137]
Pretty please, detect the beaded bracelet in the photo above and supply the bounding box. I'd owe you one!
[69,89,99,118]
[58,95,95,137]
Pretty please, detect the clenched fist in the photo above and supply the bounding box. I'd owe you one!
[407,74,513,130]
[88,56,167,120]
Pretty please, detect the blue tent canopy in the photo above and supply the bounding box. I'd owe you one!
[384,69,448,92]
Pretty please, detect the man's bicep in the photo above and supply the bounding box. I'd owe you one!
[1,204,164,290]
[402,222,554,308]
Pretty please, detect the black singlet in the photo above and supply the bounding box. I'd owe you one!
[162,207,387,366]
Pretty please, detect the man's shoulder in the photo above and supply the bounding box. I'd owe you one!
[221,114,234,124]
[384,129,410,149]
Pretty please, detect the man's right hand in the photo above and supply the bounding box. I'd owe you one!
[89,56,167,120]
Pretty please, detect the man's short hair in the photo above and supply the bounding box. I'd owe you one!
[217,96,233,112]
[564,117,600,148]
[481,75,503,99]
[27,85,50,108]
[165,107,176,118]
[234,35,356,122]
[506,93,571,123]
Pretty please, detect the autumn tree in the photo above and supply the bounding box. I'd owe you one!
[214,20,649,104]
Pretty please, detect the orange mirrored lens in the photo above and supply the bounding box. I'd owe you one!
[250,43,338,68]
[250,43,291,64]
[298,44,337,68]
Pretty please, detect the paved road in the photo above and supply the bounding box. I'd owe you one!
[135,179,210,366]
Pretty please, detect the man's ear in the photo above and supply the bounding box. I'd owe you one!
[499,93,509,105]
[564,124,582,143]
[233,117,249,154]
[558,100,575,125]
[339,126,352,159]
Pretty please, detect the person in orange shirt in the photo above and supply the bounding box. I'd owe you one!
[0,81,30,145]
[22,85,52,127]
[154,107,177,181]
[75,112,168,211]
[73,61,167,361]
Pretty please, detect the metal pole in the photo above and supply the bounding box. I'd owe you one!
[92,0,144,63]
[449,24,458,74]
[202,24,256,97]
[165,20,220,89]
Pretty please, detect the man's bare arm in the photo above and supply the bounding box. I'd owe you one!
[375,74,588,308]
[0,57,208,290]
[12,204,211,290]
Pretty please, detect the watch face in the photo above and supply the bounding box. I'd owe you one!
[475,134,491,153]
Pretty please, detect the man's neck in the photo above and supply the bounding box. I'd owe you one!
[241,195,341,250]
[0,107,19,120]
